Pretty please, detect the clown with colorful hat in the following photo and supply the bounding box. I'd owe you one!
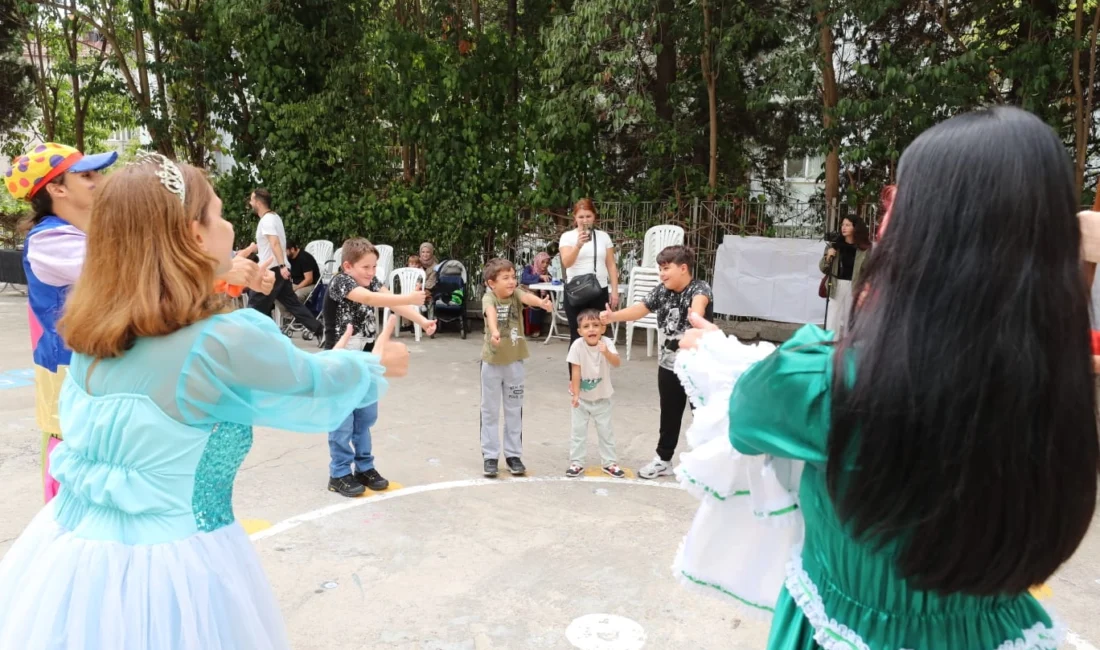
[5,142,119,503]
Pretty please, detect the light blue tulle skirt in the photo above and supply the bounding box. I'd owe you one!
[0,504,290,650]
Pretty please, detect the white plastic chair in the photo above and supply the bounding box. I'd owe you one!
[305,240,335,283]
[625,266,662,361]
[640,225,685,267]
[375,244,394,286]
[331,247,344,275]
[383,267,427,341]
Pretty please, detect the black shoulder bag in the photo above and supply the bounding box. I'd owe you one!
[564,229,604,306]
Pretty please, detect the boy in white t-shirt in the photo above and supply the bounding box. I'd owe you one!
[566,308,625,478]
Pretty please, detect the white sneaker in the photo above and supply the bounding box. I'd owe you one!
[638,457,673,480]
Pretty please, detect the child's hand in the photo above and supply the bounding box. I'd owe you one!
[540,296,553,311]
[376,316,409,377]
[407,290,426,305]
[423,320,438,336]
[572,392,579,408]
[333,324,354,350]
[597,340,608,354]
[679,312,720,351]
[491,331,501,347]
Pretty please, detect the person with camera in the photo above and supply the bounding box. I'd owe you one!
[558,199,620,351]
[820,216,872,335]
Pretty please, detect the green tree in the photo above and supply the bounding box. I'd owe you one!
[0,0,33,137]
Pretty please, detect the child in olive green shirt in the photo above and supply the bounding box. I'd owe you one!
[479,258,552,478]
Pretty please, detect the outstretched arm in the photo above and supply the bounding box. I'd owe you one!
[520,290,553,311]
[601,302,650,324]
[346,286,425,308]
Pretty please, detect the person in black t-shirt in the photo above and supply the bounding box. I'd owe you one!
[287,241,321,302]
[599,245,713,481]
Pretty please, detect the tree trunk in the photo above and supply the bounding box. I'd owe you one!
[818,5,840,214]
[1075,0,1087,193]
[508,0,518,101]
[25,21,55,141]
[472,0,481,33]
[147,0,175,157]
[701,0,717,197]
[653,0,676,123]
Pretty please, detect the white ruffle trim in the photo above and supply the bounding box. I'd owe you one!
[785,554,872,650]
[675,330,776,449]
[990,621,1065,650]
[785,553,1066,650]
[671,540,775,621]
[671,332,804,619]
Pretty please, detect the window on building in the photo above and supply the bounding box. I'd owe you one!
[785,154,827,181]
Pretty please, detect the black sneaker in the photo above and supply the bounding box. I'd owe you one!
[354,468,390,491]
[328,474,365,498]
[505,457,526,475]
[484,458,499,477]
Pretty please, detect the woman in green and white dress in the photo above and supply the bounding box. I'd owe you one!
[671,106,1098,649]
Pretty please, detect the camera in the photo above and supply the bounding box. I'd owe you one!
[824,231,842,245]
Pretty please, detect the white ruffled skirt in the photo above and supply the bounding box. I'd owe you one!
[671,331,806,619]
[0,505,289,650]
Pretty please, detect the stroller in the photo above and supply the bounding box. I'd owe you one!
[429,260,469,339]
[281,280,327,342]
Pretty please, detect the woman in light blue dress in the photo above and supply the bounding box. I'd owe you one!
[0,155,406,650]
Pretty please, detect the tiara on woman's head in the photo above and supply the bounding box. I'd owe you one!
[129,151,185,205]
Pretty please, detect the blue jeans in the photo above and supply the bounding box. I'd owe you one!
[328,403,378,478]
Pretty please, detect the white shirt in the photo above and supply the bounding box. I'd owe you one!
[559,229,613,288]
[255,211,288,269]
[566,336,617,401]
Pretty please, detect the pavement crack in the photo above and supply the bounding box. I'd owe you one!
[241,444,320,471]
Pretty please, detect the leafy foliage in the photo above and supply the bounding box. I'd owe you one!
[0,0,33,138]
[9,0,1100,253]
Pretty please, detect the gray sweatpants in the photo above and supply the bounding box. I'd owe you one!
[480,361,525,459]
[571,397,617,465]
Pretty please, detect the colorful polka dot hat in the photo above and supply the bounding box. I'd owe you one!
[4,142,119,201]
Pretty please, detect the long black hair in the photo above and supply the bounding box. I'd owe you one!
[830,106,1099,596]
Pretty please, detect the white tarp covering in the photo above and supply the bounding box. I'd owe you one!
[712,235,827,325]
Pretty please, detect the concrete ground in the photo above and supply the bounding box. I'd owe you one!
[0,289,1097,650]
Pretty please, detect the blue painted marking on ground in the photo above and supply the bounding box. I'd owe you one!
[0,368,34,390]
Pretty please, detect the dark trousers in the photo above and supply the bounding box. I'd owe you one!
[657,366,689,462]
[564,286,610,374]
[249,266,322,333]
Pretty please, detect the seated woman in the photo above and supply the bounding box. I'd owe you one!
[520,251,552,336]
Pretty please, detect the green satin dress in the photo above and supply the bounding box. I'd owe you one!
[728,326,1061,650]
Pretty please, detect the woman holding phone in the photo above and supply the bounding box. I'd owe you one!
[820,216,871,335]
[558,199,620,348]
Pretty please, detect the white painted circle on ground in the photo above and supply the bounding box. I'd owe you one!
[566,614,646,650]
